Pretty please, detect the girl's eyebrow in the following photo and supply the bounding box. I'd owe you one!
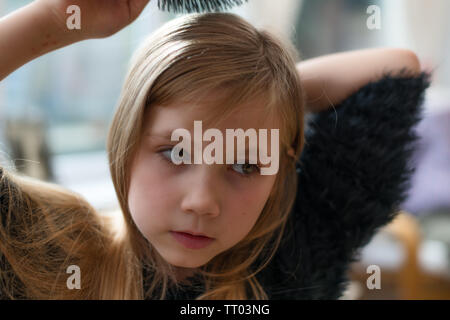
[144,130,269,164]
[145,130,174,140]
[145,131,258,152]
[145,132,268,166]
[146,131,257,151]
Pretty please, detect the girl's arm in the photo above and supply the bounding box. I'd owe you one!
[264,71,431,299]
[0,0,150,81]
[297,48,422,113]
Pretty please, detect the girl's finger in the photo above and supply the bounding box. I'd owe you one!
[128,0,151,21]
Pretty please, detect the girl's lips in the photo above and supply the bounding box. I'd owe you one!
[175,230,213,238]
[170,231,215,249]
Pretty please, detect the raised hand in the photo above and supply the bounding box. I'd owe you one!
[0,0,150,81]
[37,0,151,39]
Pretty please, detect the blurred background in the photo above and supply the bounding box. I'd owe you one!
[0,0,449,299]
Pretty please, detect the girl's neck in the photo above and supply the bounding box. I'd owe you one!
[174,267,198,283]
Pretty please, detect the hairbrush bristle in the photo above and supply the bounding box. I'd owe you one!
[158,0,249,13]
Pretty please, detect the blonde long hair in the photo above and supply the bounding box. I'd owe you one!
[0,12,305,299]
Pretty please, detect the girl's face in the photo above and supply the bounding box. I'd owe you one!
[127,94,278,274]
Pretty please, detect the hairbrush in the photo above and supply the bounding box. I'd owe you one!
[157,0,249,13]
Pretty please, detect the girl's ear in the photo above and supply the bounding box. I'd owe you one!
[287,147,295,159]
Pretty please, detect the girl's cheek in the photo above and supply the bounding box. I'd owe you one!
[228,187,260,215]
[241,177,275,209]
[129,154,173,207]
[137,149,174,178]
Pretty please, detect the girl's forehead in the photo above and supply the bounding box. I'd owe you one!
[144,97,279,134]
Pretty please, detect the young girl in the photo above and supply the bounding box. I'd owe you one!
[0,1,430,299]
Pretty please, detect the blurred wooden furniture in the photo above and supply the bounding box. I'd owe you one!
[383,211,422,299]
[348,210,450,299]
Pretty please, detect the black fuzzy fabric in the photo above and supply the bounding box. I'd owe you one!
[162,70,431,300]
[260,70,431,299]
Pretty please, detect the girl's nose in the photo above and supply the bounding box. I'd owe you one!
[180,165,221,218]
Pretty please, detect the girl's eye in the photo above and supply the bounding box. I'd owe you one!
[159,147,261,177]
[160,147,189,164]
[231,163,261,177]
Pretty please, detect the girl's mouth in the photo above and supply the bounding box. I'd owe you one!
[170,231,215,249]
